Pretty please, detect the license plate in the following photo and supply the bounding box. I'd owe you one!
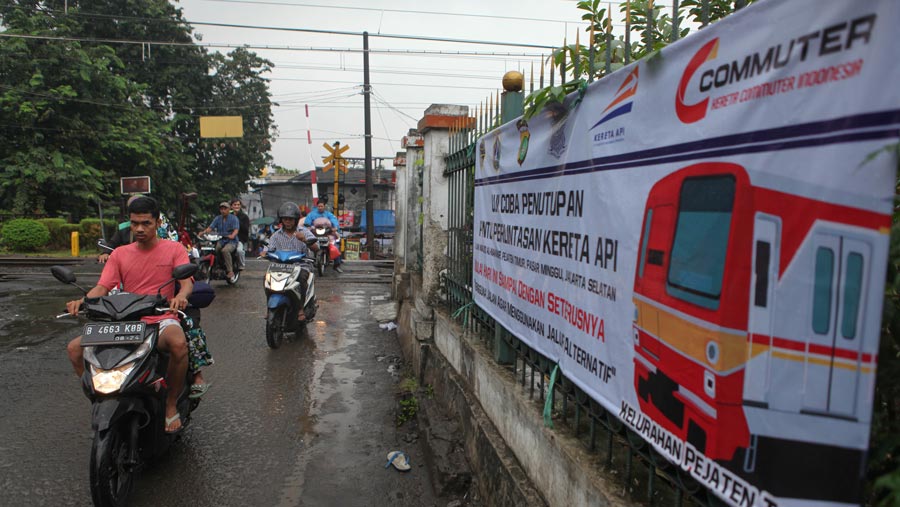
[82,322,146,346]
[269,263,295,273]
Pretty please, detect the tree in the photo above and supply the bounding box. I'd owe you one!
[0,0,276,219]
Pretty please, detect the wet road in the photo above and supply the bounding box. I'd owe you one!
[0,260,437,506]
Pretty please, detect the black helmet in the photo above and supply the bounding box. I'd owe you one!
[277,201,301,220]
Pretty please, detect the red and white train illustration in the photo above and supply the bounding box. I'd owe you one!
[632,161,889,502]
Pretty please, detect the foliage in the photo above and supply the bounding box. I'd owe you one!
[1,218,50,251]
[58,223,81,248]
[0,1,275,220]
[397,376,420,426]
[867,150,900,504]
[37,217,68,248]
[527,0,759,120]
[79,218,116,249]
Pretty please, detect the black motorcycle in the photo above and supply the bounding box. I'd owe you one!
[312,225,334,277]
[52,263,201,507]
[196,233,241,285]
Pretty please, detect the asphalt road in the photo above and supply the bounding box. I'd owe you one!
[0,259,438,506]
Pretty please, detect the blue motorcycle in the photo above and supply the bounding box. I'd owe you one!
[263,250,317,349]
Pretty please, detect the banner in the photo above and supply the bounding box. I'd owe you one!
[472,2,900,506]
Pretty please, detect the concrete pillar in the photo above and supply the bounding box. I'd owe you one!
[418,104,469,307]
[393,150,408,268]
[403,130,423,272]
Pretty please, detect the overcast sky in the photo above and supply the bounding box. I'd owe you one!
[177,0,623,171]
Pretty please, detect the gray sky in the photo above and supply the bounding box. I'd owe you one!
[177,0,616,171]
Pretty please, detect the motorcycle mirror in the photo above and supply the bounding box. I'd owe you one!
[51,265,89,294]
[172,263,198,280]
[51,265,76,284]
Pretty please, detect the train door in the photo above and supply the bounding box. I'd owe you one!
[744,215,780,406]
[803,232,871,419]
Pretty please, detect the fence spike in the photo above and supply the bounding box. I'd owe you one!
[588,21,595,82]
[530,61,534,94]
[561,37,567,86]
[550,52,555,87]
[540,55,545,89]
[574,31,580,79]
[625,0,632,64]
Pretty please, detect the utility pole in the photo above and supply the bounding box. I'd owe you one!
[363,31,375,258]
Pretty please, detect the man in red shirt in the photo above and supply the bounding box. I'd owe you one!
[66,197,192,433]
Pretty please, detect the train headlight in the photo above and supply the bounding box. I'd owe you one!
[633,326,640,346]
[705,340,719,365]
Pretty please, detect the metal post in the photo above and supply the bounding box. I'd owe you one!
[363,31,375,258]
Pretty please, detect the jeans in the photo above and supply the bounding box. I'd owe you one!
[236,241,246,269]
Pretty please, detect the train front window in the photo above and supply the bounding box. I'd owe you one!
[666,175,735,310]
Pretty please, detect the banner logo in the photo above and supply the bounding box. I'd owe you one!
[676,38,719,124]
[479,138,486,168]
[491,134,501,171]
[591,66,640,130]
[516,119,530,165]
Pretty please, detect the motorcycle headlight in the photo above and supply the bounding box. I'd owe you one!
[91,363,135,394]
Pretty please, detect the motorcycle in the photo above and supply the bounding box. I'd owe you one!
[312,225,335,277]
[264,250,317,349]
[196,233,241,285]
[51,263,203,507]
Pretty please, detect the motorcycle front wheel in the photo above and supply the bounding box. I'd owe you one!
[317,252,326,277]
[90,423,135,507]
[266,306,286,349]
[196,262,211,283]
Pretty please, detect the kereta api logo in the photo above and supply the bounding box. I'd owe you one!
[590,66,639,130]
[676,38,719,124]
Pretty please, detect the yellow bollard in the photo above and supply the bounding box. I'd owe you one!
[71,231,80,257]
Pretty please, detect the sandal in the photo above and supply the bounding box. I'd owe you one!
[165,412,183,434]
[189,384,210,399]
[385,451,411,472]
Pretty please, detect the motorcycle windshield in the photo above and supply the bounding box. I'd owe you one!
[267,251,307,263]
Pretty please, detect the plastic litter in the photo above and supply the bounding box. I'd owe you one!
[379,322,398,331]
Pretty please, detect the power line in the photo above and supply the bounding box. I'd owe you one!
[193,0,580,25]
[0,33,545,58]
[18,5,557,49]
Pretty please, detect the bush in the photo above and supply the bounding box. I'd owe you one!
[58,224,81,249]
[1,219,50,251]
[79,218,117,250]
[38,218,69,249]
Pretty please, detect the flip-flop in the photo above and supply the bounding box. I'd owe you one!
[385,451,411,472]
[189,384,210,399]
[164,412,182,434]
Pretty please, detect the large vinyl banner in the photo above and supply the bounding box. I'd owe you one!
[472,1,900,506]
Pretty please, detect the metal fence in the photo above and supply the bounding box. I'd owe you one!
[440,2,758,505]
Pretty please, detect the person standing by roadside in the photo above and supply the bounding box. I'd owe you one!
[230,198,250,271]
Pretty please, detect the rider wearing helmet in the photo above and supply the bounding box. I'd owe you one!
[260,202,316,255]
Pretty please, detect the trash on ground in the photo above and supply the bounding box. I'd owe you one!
[385,450,411,472]
[379,322,398,331]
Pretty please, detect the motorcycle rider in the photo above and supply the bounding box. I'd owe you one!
[303,200,344,273]
[230,198,250,271]
[201,202,240,283]
[66,196,192,433]
[260,202,317,320]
